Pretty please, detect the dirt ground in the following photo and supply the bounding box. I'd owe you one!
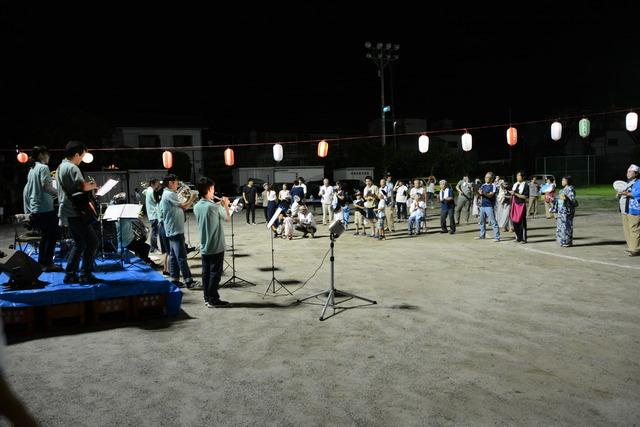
[2,200,639,426]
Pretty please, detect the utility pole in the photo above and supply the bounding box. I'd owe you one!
[365,42,400,147]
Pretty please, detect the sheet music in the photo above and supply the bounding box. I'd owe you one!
[96,179,119,197]
[102,204,141,221]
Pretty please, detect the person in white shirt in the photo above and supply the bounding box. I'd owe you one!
[409,179,425,200]
[295,205,317,238]
[362,176,379,237]
[393,180,409,221]
[408,195,426,235]
[375,191,387,240]
[318,178,334,225]
[426,178,436,208]
[278,183,291,203]
[380,178,395,232]
[439,180,456,234]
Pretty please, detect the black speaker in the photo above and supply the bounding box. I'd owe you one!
[0,249,44,289]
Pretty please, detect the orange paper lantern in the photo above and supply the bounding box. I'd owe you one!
[162,150,173,169]
[224,148,234,166]
[17,152,28,163]
[506,127,518,146]
[317,140,329,158]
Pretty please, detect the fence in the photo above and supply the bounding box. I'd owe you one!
[535,155,597,186]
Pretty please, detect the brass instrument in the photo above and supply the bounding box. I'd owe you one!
[176,182,199,205]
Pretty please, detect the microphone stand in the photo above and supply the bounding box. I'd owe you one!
[220,206,258,288]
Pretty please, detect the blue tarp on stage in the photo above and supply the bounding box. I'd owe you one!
[0,257,182,316]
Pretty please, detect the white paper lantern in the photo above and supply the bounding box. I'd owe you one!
[82,152,94,163]
[461,132,472,152]
[626,112,638,132]
[551,121,562,141]
[273,143,283,162]
[418,135,429,153]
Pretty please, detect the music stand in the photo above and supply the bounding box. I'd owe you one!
[220,198,258,288]
[263,207,293,297]
[297,220,377,320]
[103,204,145,269]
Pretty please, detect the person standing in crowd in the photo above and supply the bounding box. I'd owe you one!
[144,179,161,253]
[510,172,529,243]
[496,180,513,233]
[295,205,317,238]
[375,191,387,240]
[194,177,230,307]
[352,190,365,236]
[242,179,258,225]
[57,141,100,284]
[363,176,379,237]
[265,183,278,223]
[393,179,408,222]
[476,172,500,242]
[297,177,307,199]
[527,176,539,218]
[260,183,270,223]
[384,174,396,231]
[454,174,473,226]
[160,174,200,288]
[556,176,577,247]
[290,180,305,207]
[318,178,334,225]
[24,146,62,272]
[334,181,350,229]
[426,178,436,209]
[439,180,456,234]
[155,181,170,275]
[618,164,640,256]
[544,176,557,219]
[407,195,426,236]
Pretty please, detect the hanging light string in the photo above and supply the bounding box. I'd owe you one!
[1,106,637,153]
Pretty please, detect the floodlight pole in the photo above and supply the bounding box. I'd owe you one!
[365,41,400,147]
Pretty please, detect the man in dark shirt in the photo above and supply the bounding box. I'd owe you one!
[476,172,501,242]
[242,179,258,225]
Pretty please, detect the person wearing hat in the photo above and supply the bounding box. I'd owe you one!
[295,205,317,238]
[618,164,640,256]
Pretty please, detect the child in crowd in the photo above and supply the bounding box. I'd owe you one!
[353,191,365,236]
[375,190,387,240]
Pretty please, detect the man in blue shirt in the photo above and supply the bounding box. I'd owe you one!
[56,141,100,283]
[194,177,231,307]
[144,179,161,252]
[159,174,199,288]
[476,172,500,242]
[23,146,62,271]
[619,164,640,256]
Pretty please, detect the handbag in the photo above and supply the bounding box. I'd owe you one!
[510,199,525,223]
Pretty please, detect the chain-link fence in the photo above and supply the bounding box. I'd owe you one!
[535,155,597,185]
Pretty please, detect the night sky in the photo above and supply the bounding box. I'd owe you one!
[2,2,639,137]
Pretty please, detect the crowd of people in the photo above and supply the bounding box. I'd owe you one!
[237,172,587,247]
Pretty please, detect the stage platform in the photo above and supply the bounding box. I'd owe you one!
[0,256,182,320]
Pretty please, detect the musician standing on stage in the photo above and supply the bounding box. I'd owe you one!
[57,141,99,283]
[159,174,200,288]
[618,164,640,256]
[23,146,62,272]
[144,179,161,252]
[194,177,230,307]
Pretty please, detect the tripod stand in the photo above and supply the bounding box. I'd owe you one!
[220,205,258,288]
[263,226,293,297]
[297,234,376,321]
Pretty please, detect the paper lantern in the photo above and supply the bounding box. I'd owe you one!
[162,150,173,169]
[578,118,590,138]
[224,148,234,166]
[82,152,94,163]
[627,112,638,132]
[506,127,518,146]
[461,132,472,152]
[17,152,28,163]
[551,121,562,141]
[273,143,283,162]
[418,135,429,153]
[317,140,329,158]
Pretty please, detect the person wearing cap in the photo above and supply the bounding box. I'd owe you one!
[618,164,640,256]
[295,205,317,238]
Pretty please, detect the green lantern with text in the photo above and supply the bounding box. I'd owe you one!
[578,118,590,138]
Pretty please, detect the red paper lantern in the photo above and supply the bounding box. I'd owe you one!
[162,150,173,169]
[506,127,518,146]
[17,152,28,163]
[317,140,329,158]
[224,148,234,166]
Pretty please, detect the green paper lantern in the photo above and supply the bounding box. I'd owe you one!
[579,118,590,138]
